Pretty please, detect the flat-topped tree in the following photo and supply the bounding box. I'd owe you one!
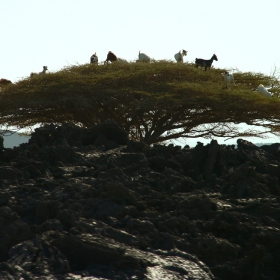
[0,61,279,144]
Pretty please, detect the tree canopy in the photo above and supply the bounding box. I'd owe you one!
[0,61,280,144]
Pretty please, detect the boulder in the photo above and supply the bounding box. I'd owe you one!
[81,120,128,146]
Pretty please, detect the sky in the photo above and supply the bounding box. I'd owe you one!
[1,0,280,82]
[1,0,280,146]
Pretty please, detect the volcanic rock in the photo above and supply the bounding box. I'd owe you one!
[0,121,279,279]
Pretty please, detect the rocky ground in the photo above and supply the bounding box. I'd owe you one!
[0,121,280,279]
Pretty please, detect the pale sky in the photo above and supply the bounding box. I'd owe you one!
[1,0,280,82]
[1,0,280,146]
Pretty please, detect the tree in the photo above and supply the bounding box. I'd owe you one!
[0,61,280,144]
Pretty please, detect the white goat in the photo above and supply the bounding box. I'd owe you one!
[257,84,273,97]
[136,51,151,62]
[90,53,98,64]
[117,58,128,63]
[174,49,188,63]
[222,71,236,88]
[30,66,48,77]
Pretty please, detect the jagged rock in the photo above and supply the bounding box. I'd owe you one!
[81,120,128,146]
[29,122,83,147]
[7,235,70,275]
[204,140,220,180]
[0,193,10,207]
[0,122,279,279]
[126,139,149,153]
[0,166,18,180]
[93,132,120,150]
[237,138,260,151]
[0,136,4,153]
[260,142,280,157]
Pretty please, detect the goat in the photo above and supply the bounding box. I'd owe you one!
[104,51,128,64]
[0,78,12,86]
[0,79,12,92]
[195,54,218,71]
[30,66,48,77]
[174,49,188,63]
[222,71,236,88]
[104,51,117,64]
[257,84,273,97]
[136,51,151,62]
[90,52,98,64]
[117,58,128,63]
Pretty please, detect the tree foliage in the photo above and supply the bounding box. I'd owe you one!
[0,61,280,144]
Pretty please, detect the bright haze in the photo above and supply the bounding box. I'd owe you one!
[1,1,280,147]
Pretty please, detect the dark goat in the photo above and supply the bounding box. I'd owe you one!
[0,78,12,92]
[195,54,218,71]
[0,78,12,86]
[104,51,117,64]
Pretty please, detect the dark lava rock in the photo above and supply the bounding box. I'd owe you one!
[82,120,128,147]
[0,122,280,279]
[0,135,4,153]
